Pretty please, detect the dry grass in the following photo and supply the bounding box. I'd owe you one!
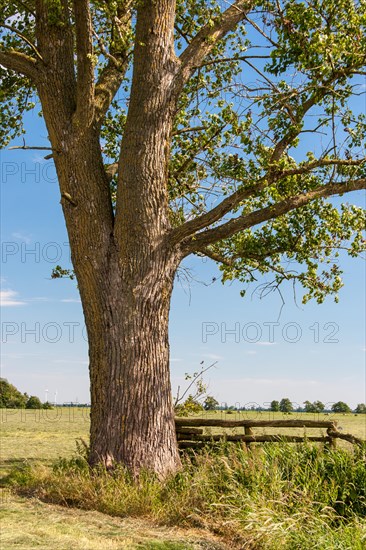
[0,491,227,549]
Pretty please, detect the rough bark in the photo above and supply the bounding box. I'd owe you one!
[86,250,182,476]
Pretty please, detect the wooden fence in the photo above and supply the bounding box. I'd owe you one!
[175,417,364,449]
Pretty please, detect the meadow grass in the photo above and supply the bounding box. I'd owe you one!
[1,407,364,476]
[0,491,224,549]
[1,408,366,549]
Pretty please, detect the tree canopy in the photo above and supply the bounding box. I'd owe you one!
[0,378,27,408]
[1,0,365,303]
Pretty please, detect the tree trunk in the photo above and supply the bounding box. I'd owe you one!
[84,248,182,478]
[87,258,182,477]
[47,128,182,478]
[33,0,183,478]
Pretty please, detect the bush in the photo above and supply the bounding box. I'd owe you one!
[26,396,42,409]
[175,395,204,416]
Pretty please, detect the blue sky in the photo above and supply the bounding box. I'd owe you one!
[1,110,365,409]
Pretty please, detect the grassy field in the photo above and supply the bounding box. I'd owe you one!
[1,408,365,477]
[1,408,365,549]
[0,492,226,549]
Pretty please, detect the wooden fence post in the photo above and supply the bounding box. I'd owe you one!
[244,425,253,448]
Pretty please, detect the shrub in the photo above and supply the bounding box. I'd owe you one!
[26,396,43,409]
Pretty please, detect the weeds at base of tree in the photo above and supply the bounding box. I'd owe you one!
[4,442,366,549]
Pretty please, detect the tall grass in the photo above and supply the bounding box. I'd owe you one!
[5,442,366,549]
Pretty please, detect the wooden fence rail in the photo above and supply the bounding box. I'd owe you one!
[175,418,364,449]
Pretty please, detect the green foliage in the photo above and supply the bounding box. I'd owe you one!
[355,403,366,414]
[332,401,352,413]
[0,70,35,147]
[270,400,280,412]
[51,265,75,280]
[0,378,47,409]
[0,378,27,408]
[1,0,365,304]
[175,395,204,416]
[174,362,217,414]
[203,396,219,411]
[304,400,325,413]
[8,442,366,548]
[26,395,43,409]
[0,3,37,146]
[280,397,293,413]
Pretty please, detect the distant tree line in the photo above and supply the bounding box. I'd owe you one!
[270,399,365,414]
[178,394,365,415]
[2,378,365,415]
[0,379,52,409]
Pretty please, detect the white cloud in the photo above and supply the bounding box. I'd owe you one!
[201,353,223,360]
[61,298,81,303]
[255,341,276,346]
[0,289,26,307]
[11,231,32,244]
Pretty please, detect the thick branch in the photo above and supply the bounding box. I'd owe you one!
[105,162,119,181]
[174,0,253,94]
[171,157,365,244]
[182,178,366,253]
[93,1,133,127]
[198,247,236,267]
[172,180,261,243]
[73,0,95,125]
[35,0,76,123]
[0,50,39,80]
[94,57,130,127]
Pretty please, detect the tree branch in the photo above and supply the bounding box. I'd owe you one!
[198,54,271,69]
[94,57,130,127]
[8,145,52,151]
[198,247,236,267]
[277,157,365,178]
[0,24,43,61]
[0,49,39,80]
[174,0,253,94]
[93,2,133,127]
[171,179,260,243]
[270,66,365,163]
[105,162,119,181]
[73,0,95,125]
[171,156,365,245]
[182,178,366,253]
